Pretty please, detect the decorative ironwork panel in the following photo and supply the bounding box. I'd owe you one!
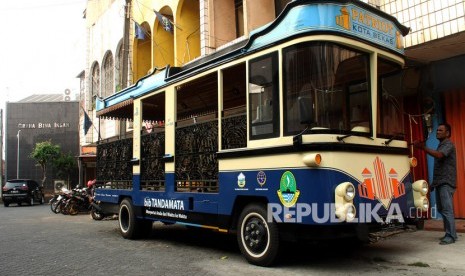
[222,114,246,149]
[96,138,133,182]
[175,120,218,192]
[141,131,165,190]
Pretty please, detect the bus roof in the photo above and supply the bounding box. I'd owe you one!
[96,0,409,120]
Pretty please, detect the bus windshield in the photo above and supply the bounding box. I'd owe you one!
[283,42,370,135]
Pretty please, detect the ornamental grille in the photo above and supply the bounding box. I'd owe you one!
[96,138,133,189]
[221,114,246,150]
[175,120,218,192]
[141,131,165,191]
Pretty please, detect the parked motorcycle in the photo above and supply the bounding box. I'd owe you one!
[87,180,105,220]
[62,186,91,215]
[90,200,105,220]
[49,187,72,214]
[49,181,106,220]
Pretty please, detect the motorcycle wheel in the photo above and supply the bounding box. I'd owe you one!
[50,200,60,214]
[91,208,105,220]
[59,199,68,214]
[68,203,79,215]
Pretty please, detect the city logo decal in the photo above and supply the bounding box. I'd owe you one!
[237,172,246,188]
[358,156,406,209]
[335,6,403,50]
[257,171,266,186]
[277,171,300,207]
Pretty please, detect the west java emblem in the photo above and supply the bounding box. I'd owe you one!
[277,171,300,207]
[358,156,405,209]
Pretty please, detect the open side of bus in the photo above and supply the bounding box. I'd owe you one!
[94,0,429,266]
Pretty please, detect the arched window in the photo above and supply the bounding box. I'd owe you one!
[90,62,100,111]
[102,52,114,97]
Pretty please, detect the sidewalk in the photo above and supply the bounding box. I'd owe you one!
[424,218,465,233]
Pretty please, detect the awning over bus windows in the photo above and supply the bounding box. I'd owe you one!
[96,98,133,120]
[96,68,168,121]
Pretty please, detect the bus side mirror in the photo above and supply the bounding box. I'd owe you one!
[298,96,314,125]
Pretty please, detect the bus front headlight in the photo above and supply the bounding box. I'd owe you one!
[412,180,429,212]
[412,180,428,196]
[414,197,429,212]
[336,182,356,201]
[335,182,357,222]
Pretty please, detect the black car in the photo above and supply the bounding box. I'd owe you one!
[2,179,45,207]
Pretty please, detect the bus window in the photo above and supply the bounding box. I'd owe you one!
[283,42,370,135]
[222,63,247,149]
[249,52,280,139]
[377,59,404,138]
[175,73,219,192]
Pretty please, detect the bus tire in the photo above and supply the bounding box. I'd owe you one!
[119,198,151,239]
[237,204,279,266]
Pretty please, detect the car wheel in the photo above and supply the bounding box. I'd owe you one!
[3,202,9,207]
[237,204,280,266]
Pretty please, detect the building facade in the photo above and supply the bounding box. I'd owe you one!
[80,0,465,217]
[6,96,79,195]
[78,0,293,186]
[366,0,465,218]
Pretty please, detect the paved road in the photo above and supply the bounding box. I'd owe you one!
[0,204,463,276]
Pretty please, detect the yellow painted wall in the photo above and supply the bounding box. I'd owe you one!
[132,1,177,73]
[85,0,117,27]
[133,22,152,82]
[154,6,175,69]
[176,0,201,65]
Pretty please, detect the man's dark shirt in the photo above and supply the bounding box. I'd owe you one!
[432,139,457,188]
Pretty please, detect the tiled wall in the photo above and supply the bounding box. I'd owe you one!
[378,0,465,47]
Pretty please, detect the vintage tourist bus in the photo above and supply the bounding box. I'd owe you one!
[94,0,429,266]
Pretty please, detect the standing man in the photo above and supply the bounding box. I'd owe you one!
[415,123,457,245]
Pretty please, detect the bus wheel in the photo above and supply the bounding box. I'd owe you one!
[119,198,152,239]
[237,204,279,266]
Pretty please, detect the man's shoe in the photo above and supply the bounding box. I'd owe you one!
[440,235,458,241]
[439,238,455,245]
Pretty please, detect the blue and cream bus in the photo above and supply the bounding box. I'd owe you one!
[94,0,429,266]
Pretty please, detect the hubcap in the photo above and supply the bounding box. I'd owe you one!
[243,217,268,254]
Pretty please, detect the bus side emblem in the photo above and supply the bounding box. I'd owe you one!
[358,157,406,209]
[257,171,267,186]
[277,171,300,207]
[237,172,246,188]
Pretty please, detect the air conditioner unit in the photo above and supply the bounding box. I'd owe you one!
[54,180,67,193]
[63,89,71,101]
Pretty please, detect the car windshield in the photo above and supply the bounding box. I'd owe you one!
[5,181,27,188]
